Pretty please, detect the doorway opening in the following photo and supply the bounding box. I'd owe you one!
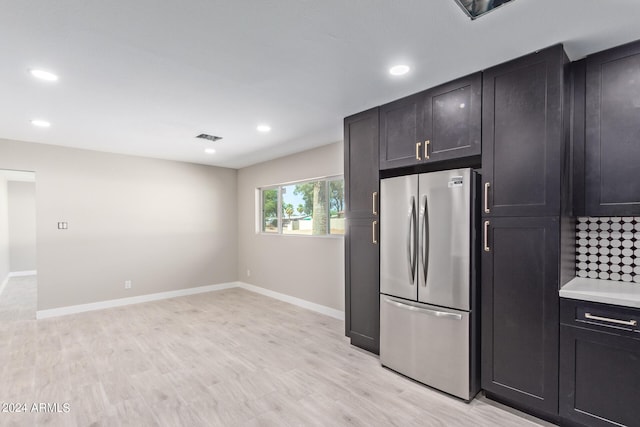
[0,169,37,321]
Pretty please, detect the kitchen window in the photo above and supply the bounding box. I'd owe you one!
[259,176,344,236]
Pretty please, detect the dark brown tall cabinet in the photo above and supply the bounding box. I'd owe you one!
[481,45,572,421]
[344,108,380,354]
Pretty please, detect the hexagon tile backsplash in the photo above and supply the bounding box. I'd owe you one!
[576,217,640,283]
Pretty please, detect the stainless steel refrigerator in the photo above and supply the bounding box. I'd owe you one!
[379,168,479,401]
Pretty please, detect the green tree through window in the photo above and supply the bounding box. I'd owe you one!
[260,177,344,235]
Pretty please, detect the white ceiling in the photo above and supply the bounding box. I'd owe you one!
[2,0,640,169]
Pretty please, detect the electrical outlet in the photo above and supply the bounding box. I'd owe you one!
[246,269,251,277]
[124,280,132,289]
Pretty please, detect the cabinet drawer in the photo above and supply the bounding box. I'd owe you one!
[560,298,640,336]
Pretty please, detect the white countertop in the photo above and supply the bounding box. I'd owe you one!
[560,277,640,309]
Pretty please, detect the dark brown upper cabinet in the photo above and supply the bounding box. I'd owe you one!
[482,45,568,217]
[585,39,640,216]
[379,92,421,169]
[344,108,380,219]
[380,73,481,170]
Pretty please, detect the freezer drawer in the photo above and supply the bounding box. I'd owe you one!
[380,295,471,400]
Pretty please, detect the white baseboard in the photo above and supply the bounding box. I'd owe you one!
[35,280,345,322]
[237,282,345,320]
[9,270,37,277]
[0,274,9,297]
[36,282,239,319]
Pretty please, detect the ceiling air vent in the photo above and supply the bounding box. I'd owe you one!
[196,133,222,142]
[454,0,514,19]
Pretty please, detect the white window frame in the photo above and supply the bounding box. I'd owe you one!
[257,175,344,237]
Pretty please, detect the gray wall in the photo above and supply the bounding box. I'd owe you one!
[237,142,345,311]
[0,176,9,285]
[8,181,36,272]
[0,138,238,310]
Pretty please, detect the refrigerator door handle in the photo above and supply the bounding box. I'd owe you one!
[383,298,463,320]
[421,195,429,286]
[407,196,417,284]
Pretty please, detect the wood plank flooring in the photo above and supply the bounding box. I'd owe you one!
[0,275,36,321]
[0,281,553,426]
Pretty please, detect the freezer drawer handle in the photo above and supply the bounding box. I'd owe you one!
[584,312,638,327]
[384,298,463,320]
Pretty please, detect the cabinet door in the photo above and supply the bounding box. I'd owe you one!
[560,324,640,427]
[481,216,559,417]
[585,40,640,215]
[344,108,379,219]
[379,92,422,170]
[345,218,380,354]
[482,45,565,217]
[421,72,482,163]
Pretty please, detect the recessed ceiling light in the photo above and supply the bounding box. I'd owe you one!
[389,65,410,76]
[257,124,271,133]
[204,148,216,155]
[29,69,59,82]
[31,119,51,128]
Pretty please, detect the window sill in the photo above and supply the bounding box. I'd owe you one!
[258,232,344,239]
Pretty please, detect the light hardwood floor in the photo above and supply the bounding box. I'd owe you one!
[0,275,37,322]
[0,280,553,426]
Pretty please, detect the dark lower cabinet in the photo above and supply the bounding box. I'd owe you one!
[481,216,560,419]
[560,299,640,427]
[345,218,379,354]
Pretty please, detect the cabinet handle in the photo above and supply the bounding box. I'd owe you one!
[484,182,490,214]
[372,192,378,216]
[416,142,422,161]
[424,140,430,160]
[372,220,378,244]
[584,312,638,327]
[484,220,490,252]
